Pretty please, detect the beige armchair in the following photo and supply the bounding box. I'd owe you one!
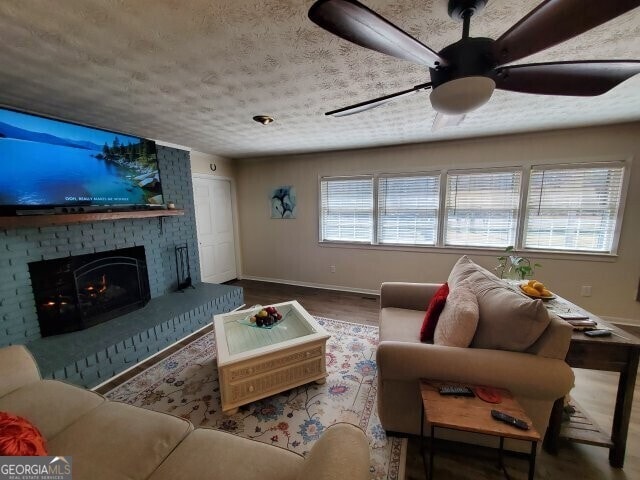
[376,282,574,450]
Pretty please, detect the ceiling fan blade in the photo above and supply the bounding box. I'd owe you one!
[432,113,466,131]
[492,61,640,96]
[326,83,431,117]
[494,0,640,65]
[308,0,446,68]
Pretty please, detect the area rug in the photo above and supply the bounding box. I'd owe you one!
[105,317,407,480]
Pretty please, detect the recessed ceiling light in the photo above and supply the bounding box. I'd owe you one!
[253,115,274,125]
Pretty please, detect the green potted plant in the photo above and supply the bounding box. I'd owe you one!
[495,246,541,280]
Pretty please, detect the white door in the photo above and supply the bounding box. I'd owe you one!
[193,176,238,284]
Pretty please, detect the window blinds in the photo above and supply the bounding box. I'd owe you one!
[320,177,373,242]
[377,174,440,245]
[445,170,522,247]
[524,164,625,253]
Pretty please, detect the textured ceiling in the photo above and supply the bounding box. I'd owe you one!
[0,0,639,158]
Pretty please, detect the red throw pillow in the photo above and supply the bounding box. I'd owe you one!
[0,411,48,456]
[420,283,450,342]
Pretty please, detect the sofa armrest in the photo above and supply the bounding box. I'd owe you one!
[380,282,443,311]
[525,313,573,359]
[377,341,574,400]
[0,345,41,398]
[296,423,370,480]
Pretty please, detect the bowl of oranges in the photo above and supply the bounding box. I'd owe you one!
[519,280,555,300]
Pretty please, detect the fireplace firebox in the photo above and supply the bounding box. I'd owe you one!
[29,247,150,337]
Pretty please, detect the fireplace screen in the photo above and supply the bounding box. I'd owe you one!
[29,246,150,337]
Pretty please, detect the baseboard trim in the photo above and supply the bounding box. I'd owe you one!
[239,275,379,297]
[90,321,213,391]
[91,301,248,392]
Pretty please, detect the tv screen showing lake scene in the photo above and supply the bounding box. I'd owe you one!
[0,107,164,208]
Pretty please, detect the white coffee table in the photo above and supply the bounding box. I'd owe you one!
[214,300,330,415]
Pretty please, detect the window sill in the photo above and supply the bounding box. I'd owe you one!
[317,241,618,262]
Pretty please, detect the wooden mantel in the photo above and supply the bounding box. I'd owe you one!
[0,209,184,229]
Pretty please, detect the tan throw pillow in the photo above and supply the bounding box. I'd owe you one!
[448,255,551,352]
[471,279,550,351]
[448,255,499,288]
[448,255,478,288]
[434,282,479,348]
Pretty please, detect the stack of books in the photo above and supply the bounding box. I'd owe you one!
[557,313,597,330]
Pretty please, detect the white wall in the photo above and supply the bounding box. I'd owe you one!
[190,151,236,179]
[236,123,640,324]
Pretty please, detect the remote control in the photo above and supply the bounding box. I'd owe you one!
[557,313,590,320]
[565,319,597,327]
[584,329,612,337]
[438,385,475,397]
[491,410,529,430]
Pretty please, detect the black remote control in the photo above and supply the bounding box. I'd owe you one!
[491,410,529,430]
[438,385,475,397]
[584,329,612,337]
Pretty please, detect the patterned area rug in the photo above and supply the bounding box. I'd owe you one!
[105,317,407,480]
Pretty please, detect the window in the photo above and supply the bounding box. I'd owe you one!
[524,163,625,253]
[444,170,522,248]
[319,161,626,255]
[320,176,373,242]
[377,174,440,245]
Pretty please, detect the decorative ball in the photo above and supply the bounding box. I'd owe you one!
[0,411,48,456]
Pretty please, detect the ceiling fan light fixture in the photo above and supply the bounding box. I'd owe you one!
[429,76,495,115]
[253,115,274,125]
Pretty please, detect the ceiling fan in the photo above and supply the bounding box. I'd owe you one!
[308,0,640,129]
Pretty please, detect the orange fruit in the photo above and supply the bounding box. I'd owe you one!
[532,281,545,292]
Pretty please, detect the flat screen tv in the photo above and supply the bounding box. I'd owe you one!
[0,107,164,214]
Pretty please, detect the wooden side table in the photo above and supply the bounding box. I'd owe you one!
[542,297,640,468]
[420,380,541,480]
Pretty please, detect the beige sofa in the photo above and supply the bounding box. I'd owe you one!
[0,345,370,480]
[376,262,575,450]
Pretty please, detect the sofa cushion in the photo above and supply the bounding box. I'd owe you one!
[0,380,104,440]
[420,283,449,342]
[449,256,550,351]
[47,401,193,480]
[448,255,487,288]
[434,282,479,347]
[149,427,303,480]
[472,280,550,351]
[0,411,47,456]
[525,314,573,359]
[380,307,424,343]
[0,346,41,398]
[295,423,370,480]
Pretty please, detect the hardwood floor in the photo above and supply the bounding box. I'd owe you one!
[95,279,380,394]
[101,279,639,479]
[227,279,381,326]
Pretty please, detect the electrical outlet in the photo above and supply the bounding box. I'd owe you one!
[580,285,592,297]
[330,265,336,273]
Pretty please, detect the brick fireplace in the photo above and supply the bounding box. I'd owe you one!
[0,146,201,347]
[29,246,151,337]
[0,146,244,388]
